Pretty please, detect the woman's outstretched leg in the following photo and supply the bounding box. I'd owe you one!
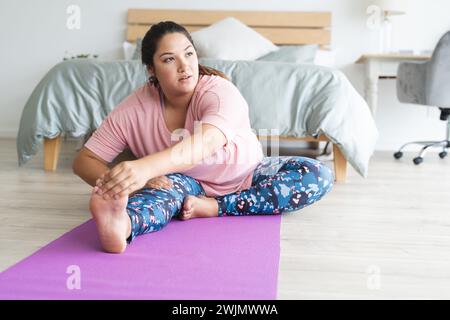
[90,173,205,253]
[216,156,334,216]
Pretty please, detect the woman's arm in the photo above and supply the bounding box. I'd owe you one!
[143,123,227,176]
[99,123,226,199]
[72,147,110,187]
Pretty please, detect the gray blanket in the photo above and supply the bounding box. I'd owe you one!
[17,58,378,177]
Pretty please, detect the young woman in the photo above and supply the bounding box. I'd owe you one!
[72,21,334,254]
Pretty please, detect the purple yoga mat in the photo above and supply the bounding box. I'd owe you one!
[0,215,281,299]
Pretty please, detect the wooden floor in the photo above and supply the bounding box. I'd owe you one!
[1,138,450,299]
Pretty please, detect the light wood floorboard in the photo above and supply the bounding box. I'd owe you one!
[1,138,449,299]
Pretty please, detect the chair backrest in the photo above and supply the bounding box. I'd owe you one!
[426,31,450,107]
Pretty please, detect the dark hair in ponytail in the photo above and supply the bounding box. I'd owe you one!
[141,21,228,86]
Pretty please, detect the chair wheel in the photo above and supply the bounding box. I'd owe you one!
[439,151,448,159]
[393,151,403,159]
[413,157,423,165]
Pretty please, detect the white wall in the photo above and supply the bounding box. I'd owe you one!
[1,0,449,150]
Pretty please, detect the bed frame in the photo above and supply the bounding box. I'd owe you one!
[44,9,347,182]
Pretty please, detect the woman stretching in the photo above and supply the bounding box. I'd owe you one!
[72,21,334,254]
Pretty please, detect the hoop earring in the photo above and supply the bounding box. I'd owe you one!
[148,75,158,85]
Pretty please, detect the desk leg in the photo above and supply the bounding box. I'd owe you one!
[364,60,379,116]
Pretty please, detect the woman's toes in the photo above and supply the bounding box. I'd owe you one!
[183,197,193,210]
[179,209,192,220]
[180,196,195,219]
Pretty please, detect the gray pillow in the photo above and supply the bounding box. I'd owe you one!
[257,44,318,64]
[132,38,142,60]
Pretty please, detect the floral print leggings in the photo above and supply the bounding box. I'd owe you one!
[126,156,334,243]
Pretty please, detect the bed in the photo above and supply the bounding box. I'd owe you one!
[17,9,378,182]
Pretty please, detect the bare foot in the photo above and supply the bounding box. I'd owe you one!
[89,187,131,253]
[179,195,219,220]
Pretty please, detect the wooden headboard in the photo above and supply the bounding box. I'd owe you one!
[127,9,331,47]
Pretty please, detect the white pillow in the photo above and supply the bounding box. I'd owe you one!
[122,41,136,60]
[314,49,337,67]
[191,17,278,60]
[122,39,143,60]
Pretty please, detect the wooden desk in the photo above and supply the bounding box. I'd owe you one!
[356,53,431,115]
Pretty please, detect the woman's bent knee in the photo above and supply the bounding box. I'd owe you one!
[298,157,334,199]
[315,161,334,198]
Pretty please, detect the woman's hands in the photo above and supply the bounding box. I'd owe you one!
[95,160,151,200]
[95,160,174,200]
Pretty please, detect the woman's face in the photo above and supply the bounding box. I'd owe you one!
[150,32,199,97]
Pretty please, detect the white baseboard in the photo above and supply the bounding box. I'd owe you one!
[0,129,17,138]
